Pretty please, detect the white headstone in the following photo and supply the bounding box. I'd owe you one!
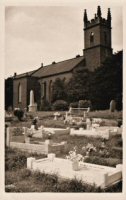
[28,90,37,112]
[30,90,34,106]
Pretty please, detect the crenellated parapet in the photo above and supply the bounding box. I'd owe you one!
[84,6,111,29]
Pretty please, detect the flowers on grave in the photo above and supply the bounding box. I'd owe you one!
[13,127,24,136]
[66,146,84,171]
[99,142,109,158]
[43,130,53,140]
[82,143,97,157]
[92,118,104,127]
[99,149,110,158]
[14,108,24,121]
[66,146,84,162]
[25,128,33,137]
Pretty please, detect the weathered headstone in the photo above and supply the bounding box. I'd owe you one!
[110,100,116,112]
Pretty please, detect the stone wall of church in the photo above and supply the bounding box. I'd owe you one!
[13,76,41,110]
[13,77,28,109]
[27,77,41,109]
[13,60,85,110]
[84,47,101,71]
[38,72,72,103]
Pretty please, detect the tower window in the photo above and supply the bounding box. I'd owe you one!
[18,83,22,103]
[90,32,94,45]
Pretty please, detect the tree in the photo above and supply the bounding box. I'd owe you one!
[66,68,91,103]
[51,78,67,102]
[66,51,122,111]
[89,51,122,110]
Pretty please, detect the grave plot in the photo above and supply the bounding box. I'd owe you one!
[6,127,67,155]
[70,128,110,139]
[70,126,122,139]
[32,127,70,138]
[27,157,122,189]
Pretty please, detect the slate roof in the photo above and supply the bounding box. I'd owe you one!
[14,69,36,79]
[14,56,84,79]
[32,56,84,78]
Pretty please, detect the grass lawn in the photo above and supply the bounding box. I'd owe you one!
[5,110,123,192]
[9,109,122,128]
[5,147,122,193]
[5,133,123,192]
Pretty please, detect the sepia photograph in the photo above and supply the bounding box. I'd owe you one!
[1,0,125,199]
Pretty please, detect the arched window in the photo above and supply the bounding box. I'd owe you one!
[18,83,22,103]
[90,32,94,45]
[44,82,46,99]
[49,80,52,102]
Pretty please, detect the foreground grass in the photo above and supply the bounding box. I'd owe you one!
[5,147,122,192]
[5,168,122,193]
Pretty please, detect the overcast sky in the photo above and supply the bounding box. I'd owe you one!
[5,5,122,78]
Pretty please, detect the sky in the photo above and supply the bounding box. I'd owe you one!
[5,5,123,78]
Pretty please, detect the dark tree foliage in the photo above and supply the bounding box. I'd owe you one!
[65,51,122,110]
[5,77,13,110]
[51,78,67,102]
[89,51,122,110]
[66,68,91,103]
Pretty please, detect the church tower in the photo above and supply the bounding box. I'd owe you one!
[83,6,113,71]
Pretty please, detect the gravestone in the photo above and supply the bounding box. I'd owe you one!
[28,90,37,112]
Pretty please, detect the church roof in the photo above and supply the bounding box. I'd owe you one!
[14,56,84,79]
[14,70,36,79]
[32,56,84,78]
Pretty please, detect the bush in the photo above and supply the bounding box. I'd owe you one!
[41,99,51,111]
[69,102,78,108]
[78,100,92,108]
[70,102,78,108]
[117,138,123,147]
[14,109,24,121]
[13,127,24,136]
[52,100,68,111]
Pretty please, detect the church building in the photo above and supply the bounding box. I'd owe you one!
[13,6,113,110]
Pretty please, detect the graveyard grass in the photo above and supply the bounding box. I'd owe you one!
[5,147,122,192]
[5,110,122,192]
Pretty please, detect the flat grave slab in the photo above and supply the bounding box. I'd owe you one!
[70,126,122,139]
[32,127,70,138]
[27,157,122,188]
[70,128,110,139]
